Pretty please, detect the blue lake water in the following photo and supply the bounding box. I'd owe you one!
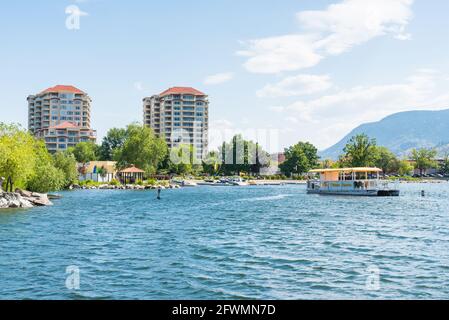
[1,183,449,300]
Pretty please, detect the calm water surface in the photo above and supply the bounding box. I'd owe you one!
[1,183,449,299]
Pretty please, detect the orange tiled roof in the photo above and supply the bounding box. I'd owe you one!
[160,87,205,97]
[119,166,145,174]
[41,85,85,94]
[50,121,79,129]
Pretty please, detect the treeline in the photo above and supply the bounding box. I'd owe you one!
[3,121,448,193]
[76,124,272,176]
[278,133,449,176]
[0,123,78,193]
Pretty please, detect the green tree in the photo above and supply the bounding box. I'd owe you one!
[441,154,449,174]
[169,144,197,175]
[203,151,221,175]
[0,123,37,192]
[218,135,270,175]
[410,148,438,175]
[373,146,398,173]
[320,159,335,169]
[398,160,414,176]
[0,123,72,193]
[27,162,65,193]
[69,141,99,165]
[340,134,377,167]
[280,142,319,176]
[99,128,127,161]
[115,123,168,175]
[53,151,78,187]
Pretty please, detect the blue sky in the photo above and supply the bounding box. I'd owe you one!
[1,0,449,152]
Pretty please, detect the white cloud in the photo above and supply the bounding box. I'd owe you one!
[257,74,332,98]
[238,35,322,74]
[274,70,449,149]
[204,72,234,85]
[239,0,414,74]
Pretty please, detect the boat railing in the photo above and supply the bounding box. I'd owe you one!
[308,179,381,191]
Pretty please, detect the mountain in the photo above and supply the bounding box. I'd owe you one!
[320,109,449,160]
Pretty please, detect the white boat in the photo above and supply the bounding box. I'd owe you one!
[307,167,400,197]
[228,177,249,186]
[171,180,198,187]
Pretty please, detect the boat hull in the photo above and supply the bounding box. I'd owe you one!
[307,189,400,197]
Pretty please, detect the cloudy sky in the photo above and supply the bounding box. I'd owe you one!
[1,0,449,151]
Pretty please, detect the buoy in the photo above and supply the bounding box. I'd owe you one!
[157,187,161,200]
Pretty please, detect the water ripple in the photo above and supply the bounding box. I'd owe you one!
[1,183,449,299]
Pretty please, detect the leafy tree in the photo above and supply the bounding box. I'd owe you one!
[69,141,99,165]
[169,144,197,175]
[27,162,65,193]
[97,166,107,178]
[410,148,438,175]
[203,151,221,175]
[99,128,127,161]
[441,154,449,174]
[340,134,377,167]
[218,135,270,175]
[0,123,37,192]
[320,159,335,169]
[53,151,78,187]
[373,146,398,173]
[0,123,78,193]
[398,160,414,176]
[114,123,168,175]
[280,142,319,176]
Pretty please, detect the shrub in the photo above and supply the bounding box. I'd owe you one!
[109,179,120,186]
[147,178,157,186]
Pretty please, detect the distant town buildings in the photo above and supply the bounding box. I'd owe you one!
[27,85,96,153]
[143,87,209,160]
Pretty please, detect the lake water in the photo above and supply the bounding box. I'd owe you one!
[1,183,449,300]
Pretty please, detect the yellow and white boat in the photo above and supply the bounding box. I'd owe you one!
[307,167,400,197]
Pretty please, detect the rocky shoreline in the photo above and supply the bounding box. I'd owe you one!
[70,184,181,190]
[0,189,53,209]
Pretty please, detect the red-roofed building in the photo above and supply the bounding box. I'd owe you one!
[27,85,96,153]
[41,85,85,95]
[143,87,209,160]
[160,87,206,97]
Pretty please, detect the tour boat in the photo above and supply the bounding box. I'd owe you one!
[307,167,400,197]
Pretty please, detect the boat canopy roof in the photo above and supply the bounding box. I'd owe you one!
[309,167,382,173]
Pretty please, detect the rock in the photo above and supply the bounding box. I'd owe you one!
[0,192,34,209]
[29,198,52,207]
[16,189,33,198]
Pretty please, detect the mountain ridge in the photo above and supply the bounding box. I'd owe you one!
[320,108,449,160]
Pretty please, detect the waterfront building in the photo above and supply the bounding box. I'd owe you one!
[78,161,118,183]
[143,87,209,160]
[27,85,96,153]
